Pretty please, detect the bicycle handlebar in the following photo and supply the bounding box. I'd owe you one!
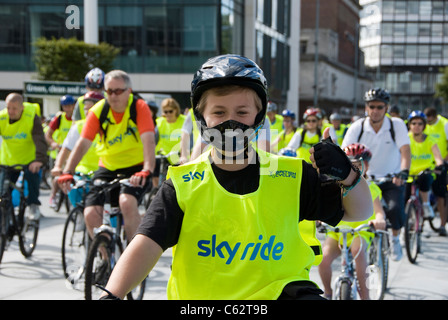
[319,222,373,234]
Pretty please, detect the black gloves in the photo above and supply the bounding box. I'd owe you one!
[313,137,353,181]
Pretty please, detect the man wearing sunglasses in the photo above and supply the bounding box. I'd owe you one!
[58,70,156,241]
[342,87,411,261]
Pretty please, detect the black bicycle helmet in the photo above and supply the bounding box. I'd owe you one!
[364,87,390,104]
[191,54,268,133]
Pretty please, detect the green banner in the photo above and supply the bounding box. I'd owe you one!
[24,81,87,96]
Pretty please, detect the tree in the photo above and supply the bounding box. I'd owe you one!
[33,37,120,81]
[435,67,448,104]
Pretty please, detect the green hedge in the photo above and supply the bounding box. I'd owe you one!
[33,37,120,81]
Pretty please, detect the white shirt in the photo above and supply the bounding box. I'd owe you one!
[342,117,410,178]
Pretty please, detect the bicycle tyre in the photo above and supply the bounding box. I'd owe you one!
[367,234,389,300]
[55,190,71,214]
[339,280,353,300]
[84,233,114,300]
[144,186,159,210]
[0,206,7,264]
[404,203,419,263]
[17,203,39,258]
[62,206,87,286]
[126,277,146,300]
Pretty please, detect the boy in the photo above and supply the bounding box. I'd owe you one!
[101,54,372,300]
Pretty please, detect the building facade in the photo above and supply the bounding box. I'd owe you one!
[299,0,372,122]
[0,0,300,116]
[360,0,448,117]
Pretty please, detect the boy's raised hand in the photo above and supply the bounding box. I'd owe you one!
[309,127,352,181]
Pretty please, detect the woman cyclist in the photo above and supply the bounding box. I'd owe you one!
[319,143,386,300]
[100,54,373,300]
[271,109,297,152]
[287,108,338,163]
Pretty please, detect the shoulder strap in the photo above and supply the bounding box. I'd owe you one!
[389,117,396,143]
[357,117,396,143]
[357,118,366,142]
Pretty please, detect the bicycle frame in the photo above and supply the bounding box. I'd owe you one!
[320,223,372,300]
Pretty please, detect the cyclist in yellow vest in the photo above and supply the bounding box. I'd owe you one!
[23,101,41,118]
[179,108,201,164]
[271,109,297,152]
[153,98,185,187]
[407,111,444,219]
[58,70,156,241]
[423,107,448,236]
[100,54,373,300]
[266,101,283,152]
[45,95,75,208]
[0,93,47,219]
[319,143,386,300]
[51,91,104,177]
[73,67,105,121]
[329,113,348,146]
[287,108,338,163]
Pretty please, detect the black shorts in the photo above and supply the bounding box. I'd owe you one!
[85,165,149,207]
[432,168,447,198]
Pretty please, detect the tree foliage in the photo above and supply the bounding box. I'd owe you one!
[33,37,120,82]
[436,67,448,103]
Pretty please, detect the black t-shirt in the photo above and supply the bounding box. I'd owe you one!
[137,157,344,251]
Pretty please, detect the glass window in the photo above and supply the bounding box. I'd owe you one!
[381,44,392,59]
[411,73,422,92]
[444,23,448,37]
[406,45,418,59]
[398,73,410,92]
[256,0,264,23]
[393,45,405,60]
[418,45,430,59]
[184,7,217,51]
[221,0,244,54]
[408,1,419,15]
[393,23,405,37]
[271,0,278,30]
[382,1,394,14]
[432,1,444,15]
[432,24,443,37]
[419,23,431,36]
[382,23,393,37]
[431,45,443,60]
[395,1,407,15]
[407,23,418,36]
[386,73,398,92]
[419,1,432,15]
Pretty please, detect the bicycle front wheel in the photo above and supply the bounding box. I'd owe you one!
[18,204,39,258]
[62,206,88,288]
[84,233,114,300]
[404,203,419,263]
[0,206,8,264]
[339,280,353,300]
[367,234,389,300]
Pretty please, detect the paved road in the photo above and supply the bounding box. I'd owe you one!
[1,187,448,300]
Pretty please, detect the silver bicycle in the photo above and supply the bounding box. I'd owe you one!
[319,222,390,300]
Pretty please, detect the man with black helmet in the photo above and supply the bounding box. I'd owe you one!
[100,54,373,300]
[342,87,411,261]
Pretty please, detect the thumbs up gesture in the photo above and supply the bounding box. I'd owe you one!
[309,127,352,181]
